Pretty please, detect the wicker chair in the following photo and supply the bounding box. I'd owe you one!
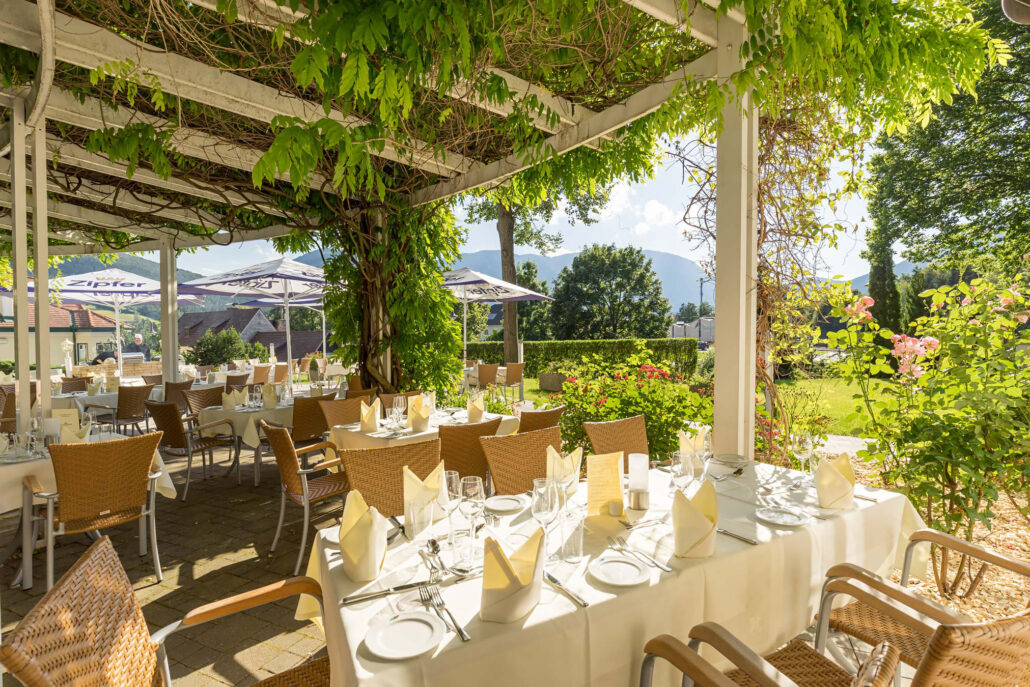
[22,432,164,591]
[164,379,195,414]
[518,405,565,434]
[319,397,365,427]
[195,364,214,379]
[0,536,329,686]
[476,363,500,388]
[814,528,1030,673]
[583,414,649,456]
[147,401,238,501]
[261,421,345,575]
[141,373,163,385]
[346,387,376,402]
[253,392,337,487]
[0,388,15,433]
[338,439,441,517]
[225,372,250,392]
[480,426,561,495]
[377,390,423,418]
[82,384,155,435]
[499,362,525,401]
[60,377,88,394]
[439,417,503,481]
[273,363,289,384]
[182,385,226,417]
[346,374,364,390]
[252,363,272,384]
[641,623,900,687]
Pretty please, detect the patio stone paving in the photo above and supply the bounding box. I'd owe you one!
[0,444,336,686]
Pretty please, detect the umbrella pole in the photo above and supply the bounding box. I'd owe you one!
[462,298,467,364]
[115,298,122,377]
[283,280,293,394]
[321,308,326,356]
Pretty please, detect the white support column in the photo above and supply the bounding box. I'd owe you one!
[712,17,759,458]
[159,243,179,382]
[9,99,32,433]
[32,118,51,416]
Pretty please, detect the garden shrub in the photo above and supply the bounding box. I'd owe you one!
[465,337,698,377]
[183,328,248,366]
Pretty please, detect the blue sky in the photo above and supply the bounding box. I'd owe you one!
[162,153,874,282]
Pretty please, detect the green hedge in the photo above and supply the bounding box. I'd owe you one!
[465,338,698,376]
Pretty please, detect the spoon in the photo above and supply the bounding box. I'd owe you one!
[711,467,744,482]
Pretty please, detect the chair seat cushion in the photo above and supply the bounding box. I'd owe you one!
[829,601,934,666]
[57,507,141,535]
[255,656,330,686]
[288,472,349,504]
[724,639,852,687]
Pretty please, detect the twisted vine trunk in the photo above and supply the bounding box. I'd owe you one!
[356,212,401,392]
[497,201,519,364]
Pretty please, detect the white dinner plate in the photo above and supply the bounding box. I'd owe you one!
[365,611,446,661]
[588,555,650,587]
[484,494,527,513]
[0,452,39,464]
[755,506,810,528]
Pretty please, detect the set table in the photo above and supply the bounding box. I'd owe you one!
[297,461,924,687]
[329,409,520,450]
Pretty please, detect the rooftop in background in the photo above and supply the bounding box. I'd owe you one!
[178,308,274,347]
[0,301,123,330]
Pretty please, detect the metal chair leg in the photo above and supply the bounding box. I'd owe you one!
[44,501,55,591]
[294,500,310,576]
[149,488,162,582]
[182,450,194,501]
[639,654,656,687]
[271,489,286,552]
[139,510,148,556]
[253,444,262,487]
[21,488,33,590]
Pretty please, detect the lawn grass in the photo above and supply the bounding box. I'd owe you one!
[775,377,891,436]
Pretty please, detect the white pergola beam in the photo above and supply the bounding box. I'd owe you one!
[0,187,173,240]
[412,49,717,205]
[159,243,179,382]
[623,0,719,46]
[31,118,51,414]
[8,99,32,432]
[0,0,475,177]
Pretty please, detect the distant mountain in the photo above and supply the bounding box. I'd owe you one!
[845,260,923,293]
[45,253,204,283]
[297,248,708,310]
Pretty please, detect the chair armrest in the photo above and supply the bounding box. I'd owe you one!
[822,578,939,638]
[825,563,966,626]
[687,623,798,687]
[181,576,322,627]
[296,441,337,457]
[905,528,1030,581]
[81,403,115,411]
[311,457,341,471]
[22,476,56,500]
[194,418,236,435]
[148,470,163,482]
[642,634,740,687]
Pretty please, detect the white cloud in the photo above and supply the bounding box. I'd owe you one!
[643,199,677,227]
[599,182,635,219]
[632,222,652,236]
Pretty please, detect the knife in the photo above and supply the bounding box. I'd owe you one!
[716,528,759,545]
[341,580,430,605]
[544,571,589,607]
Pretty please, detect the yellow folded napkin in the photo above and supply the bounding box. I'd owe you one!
[87,381,102,396]
[546,445,583,495]
[673,480,718,558]
[337,490,388,583]
[403,462,446,537]
[50,381,62,396]
[52,408,79,431]
[587,451,624,517]
[206,372,217,384]
[309,383,323,397]
[815,453,855,509]
[480,528,545,623]
[262,383,278,409]
[0,434,8,456]
[60,419,91,444]
[360,398,380,433]
[0,373,13,384]
[221,389,246,410]
[407,394,431,433]
[678,427,707,457]
[105,376,119,391]
[467,392,485,423]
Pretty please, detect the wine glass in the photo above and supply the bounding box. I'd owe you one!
[391,396,406,428]
[795,434,813,476]
[443,470,461,548]
[459,476,485,537]
[531,477,560,557]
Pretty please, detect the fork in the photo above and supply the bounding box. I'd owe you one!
[607,536,672,572]
[429,585,470,642]
[418,584,451,631]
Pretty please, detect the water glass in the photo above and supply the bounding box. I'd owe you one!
[531,478,560,531]
[562,513,586,562]
[443,469,461,547]
[405,500,434,541]
[795,435,814,475]
[392,397,406,427]
[459,476,485,535]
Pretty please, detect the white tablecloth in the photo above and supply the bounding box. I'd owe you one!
[198,403,294,447]
[329,410,519,450]
[0,431,176,513]
[298,462,923,687]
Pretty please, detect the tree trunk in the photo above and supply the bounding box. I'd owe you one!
[357,211,401,392]
[497,201,519,363]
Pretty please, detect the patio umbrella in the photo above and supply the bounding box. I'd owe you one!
[442,267,551,362]
[35,268,203,376]
[184,258,324,391]
[236,295,326,360]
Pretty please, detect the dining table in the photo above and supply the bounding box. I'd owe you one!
[296,460,925,687]
[329,408,520,450]
[49,381,226,418]
[198,400,296,449]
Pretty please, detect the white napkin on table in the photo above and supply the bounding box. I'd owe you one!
[0,435,8,456]
[480,528,545,623]
[261,383,278,409]
[678,427,707,457]
[546,445,583,495]
[467,392,485,423]
[673,480,718,558]
[359,398,380,433]
[0,373,12,384]
[403,462,446,536]
[309,383,324,397]
[60,419,91,444]
[221,389,246,410]
[407,394,431,433]
[816,453,855,509]
[50,381,62,396]
[86,381,102,396]
[337,490,388,583]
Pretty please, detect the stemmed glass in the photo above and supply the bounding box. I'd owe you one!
[459,476,485,536]
[391,397,406,429]
[531,477,560,558]
[443,470,461,549]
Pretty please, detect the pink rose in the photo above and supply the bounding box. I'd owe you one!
[961,297,972,306]
[860,296,874,307]
[921,336,939,351]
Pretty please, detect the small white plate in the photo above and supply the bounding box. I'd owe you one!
[365,611,446,661]
[588,555,650,587]
[485,494,526,513]
[755,506,810,528]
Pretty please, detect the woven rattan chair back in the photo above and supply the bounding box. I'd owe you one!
[48,433,162,534]
[116,385,154,421]
[477,363,500,386]
[141,374,163,386]
[378,391,421,417]
[583,415,649,456]
[146,401,188,450]
[299,357,312,376]
[273,363,289,384]
[910,611,1030,687]
[518,405,565,434]
[319,398,364,427]
[292,393,337,443]
[225,373,250,389]
[261,421,304,496]
[163,380,194,414]
[439,417,503,480]
[345,388,376,402]
[339,440,441,517]
[480,426,562,495]
[0,383,36,410]
[346,374,364,391]
[0,388,14,433]
[195,365,214,379]
[61,378,88,394]
[0,536,159,686]
[183,386,224,415]
[252,364,272,384]
[503,363,524,386]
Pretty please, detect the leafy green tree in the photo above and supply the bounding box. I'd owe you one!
[864,228,902,332]
[515,261,551,340]
[268,306,322,331]
[183,328,247,366]
[549,244,671,339]
[455,302,491,345]
[676,302,699,322]
[867,2,1024,271]
[900,269,930,329]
